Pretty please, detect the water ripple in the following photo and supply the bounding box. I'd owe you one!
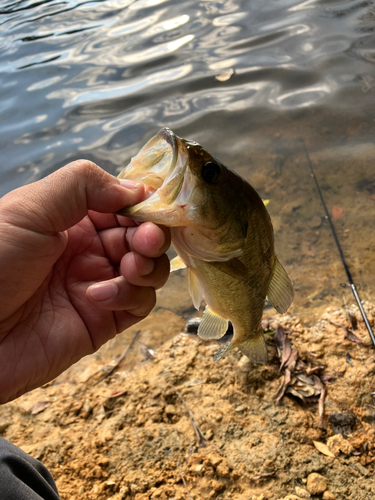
[1,0,375,196]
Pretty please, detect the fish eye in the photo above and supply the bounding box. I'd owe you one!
[201,161,221,184]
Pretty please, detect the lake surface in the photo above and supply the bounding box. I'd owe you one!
[1,0,375,336]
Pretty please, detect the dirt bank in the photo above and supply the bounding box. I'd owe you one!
[1,303,375,500]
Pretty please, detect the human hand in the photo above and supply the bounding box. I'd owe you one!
[0,160,171,403]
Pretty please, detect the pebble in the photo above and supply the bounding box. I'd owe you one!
[327,434,353,456]
[195,464,204,474]
[238,355,251,373]
[216,461,230,477]
[0,421,10,433]
[235,404,248,413]
[322,492,336,500]
[295,486,311,498]
[307,473,327,495]
[164,404,177,416]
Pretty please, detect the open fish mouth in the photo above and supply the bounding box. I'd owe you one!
[117,127,191,225]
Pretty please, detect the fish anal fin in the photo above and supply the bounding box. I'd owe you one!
[213,340,233,362]
[170,255,187,272]
[188,269,203,310]
[267,257,294,314]
[197,306,228,340]
[238,330,268,364]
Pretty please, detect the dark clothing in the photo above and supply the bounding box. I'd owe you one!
[0,438,60,499]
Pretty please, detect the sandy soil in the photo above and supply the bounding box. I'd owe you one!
[1,302,375,500]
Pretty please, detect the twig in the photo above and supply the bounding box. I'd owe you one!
[177,462,192,500]
[94,330,141,386]
[176,391,206,447]
[249,471,277,482]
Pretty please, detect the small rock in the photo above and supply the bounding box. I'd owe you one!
[323,492,336,500]
[327,434,353,456]
[307,473,327,495]
[216,460,230,477]
[282,495,302,500]
[238,355,251,373]
[295,486,311,498]
[0,422,11,434]
[208,479,225,492]
[206,452,222,467]
[195,464,204,474]
[235,404,248,413]
[164,404,177,416]
[205,429,214,440]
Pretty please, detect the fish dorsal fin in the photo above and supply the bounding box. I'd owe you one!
[198,306,228,340]
[188,269,204,310]
[207,258,248,283]
[267,257,294,313]
[238,329,268,364]
[213,340,234,362]
[170,256,186,272]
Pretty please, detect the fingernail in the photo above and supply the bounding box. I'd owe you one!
[119,179,140,190]
[89,282,117,301]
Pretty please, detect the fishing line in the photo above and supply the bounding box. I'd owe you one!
[302,140,375,350]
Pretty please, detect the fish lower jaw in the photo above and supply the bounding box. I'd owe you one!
[120,204,190,227]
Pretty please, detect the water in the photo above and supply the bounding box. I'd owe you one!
[1,0,375,339]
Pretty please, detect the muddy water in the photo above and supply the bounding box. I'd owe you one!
[1,0,375,369]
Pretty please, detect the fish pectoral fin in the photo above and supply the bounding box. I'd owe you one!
[238,330,268,364]
[267,257,294,314]
[188,269,204,310]
[170,256,187,272]
[198,306,228,339]
[207,258,248,283]
[213,340,234,362]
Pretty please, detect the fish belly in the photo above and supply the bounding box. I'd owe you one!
[193,258,266,343]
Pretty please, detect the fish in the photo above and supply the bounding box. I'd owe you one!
[117,127,294,363]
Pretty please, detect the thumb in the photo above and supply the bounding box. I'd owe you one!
[0,160,144,234]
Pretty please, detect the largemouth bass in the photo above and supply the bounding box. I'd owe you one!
[117,128,293,363]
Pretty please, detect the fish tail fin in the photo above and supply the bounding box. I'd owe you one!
[238,329,268,364]
[213,340,234,362]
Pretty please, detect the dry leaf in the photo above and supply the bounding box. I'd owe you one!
[342,326,363,344]
[30,401,51,415]
[249,471,277,482]
[107,389,127,398]
[332,206,343,218]
[215,68,234,81]
[313,440,335,458]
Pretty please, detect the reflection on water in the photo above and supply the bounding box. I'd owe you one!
[1,0,375,359]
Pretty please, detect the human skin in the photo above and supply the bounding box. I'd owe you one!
[0,160,171,404]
